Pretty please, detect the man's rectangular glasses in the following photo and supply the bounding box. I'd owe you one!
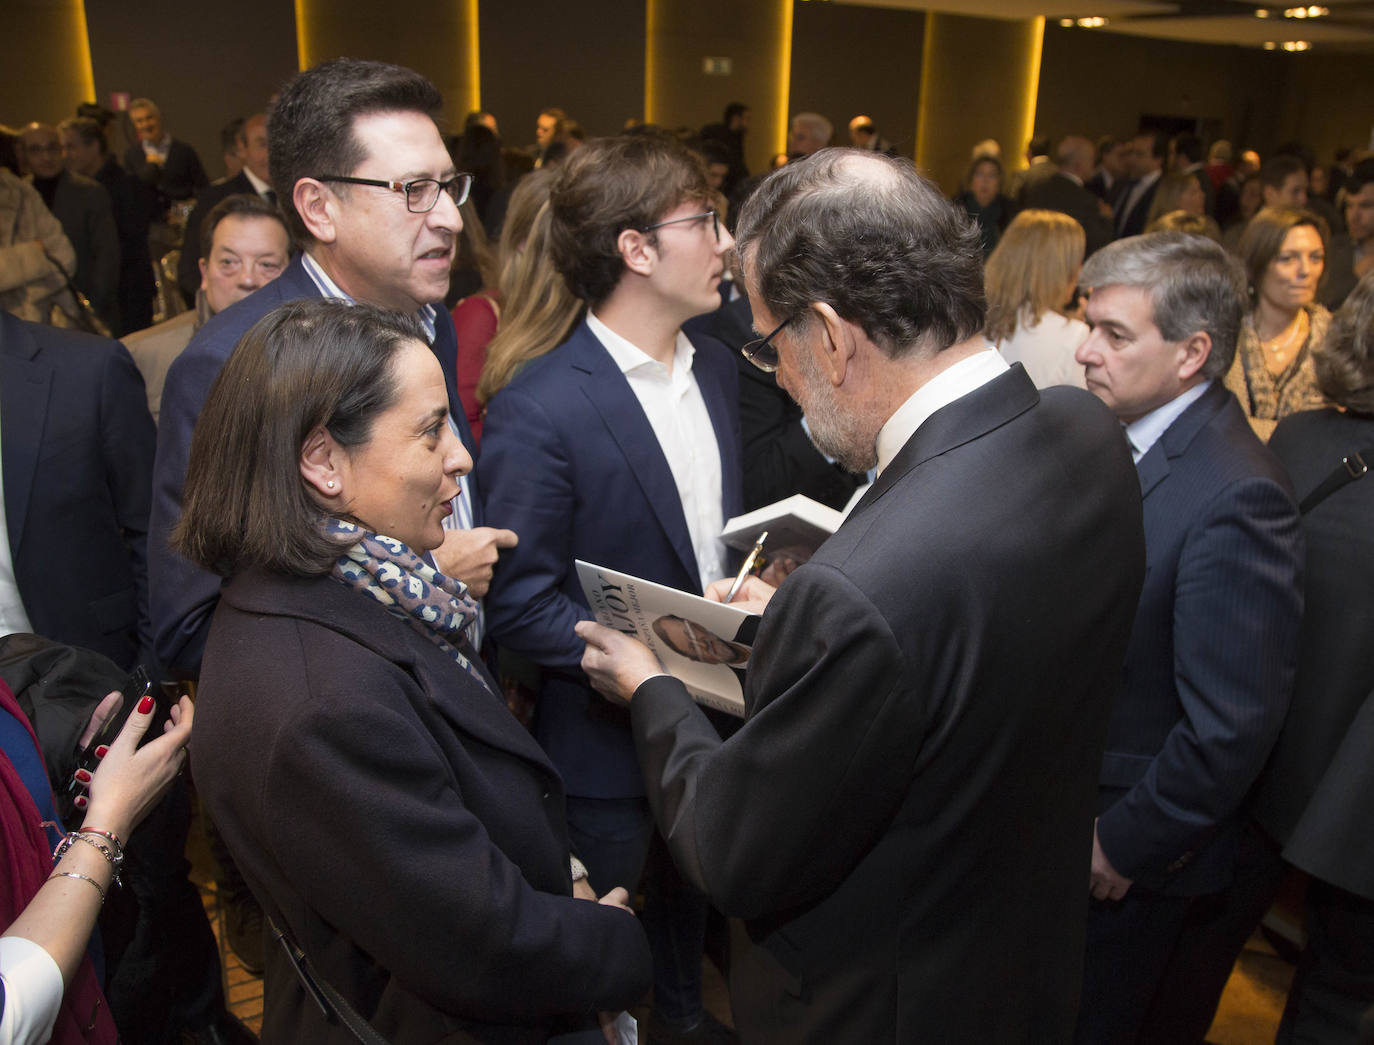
[741,317,792,373]
[643,210,721,242]
[313,173,474,213]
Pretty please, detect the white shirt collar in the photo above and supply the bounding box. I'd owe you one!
[300,251,436,341]
[586,311,694,378]
[1124,379,1211,462]
[243,167,272,197]
[875,349,1010,476]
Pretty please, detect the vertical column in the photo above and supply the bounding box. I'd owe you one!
[294,0,480,127]
[916,12,1043,195]
[2,0,95,121]
[645,0,791,173]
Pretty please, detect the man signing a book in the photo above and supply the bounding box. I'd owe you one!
[579,148,1147,1044]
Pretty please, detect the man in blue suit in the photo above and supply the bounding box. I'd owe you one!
[477,133,742,1044]
[151,58,513,679]
[1073,232,1304,1043]
[0,312,153,670]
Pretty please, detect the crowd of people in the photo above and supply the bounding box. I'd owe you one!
[2,55,1373,1045]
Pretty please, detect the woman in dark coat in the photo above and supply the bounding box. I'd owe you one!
[176,299,650,1043]
[1255,269,1374,1042]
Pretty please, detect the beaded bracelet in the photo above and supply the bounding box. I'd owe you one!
[53,832,124,888]
[77,826,125,859]
[48,870,106,904]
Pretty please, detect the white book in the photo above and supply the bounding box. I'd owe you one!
[719,493,847,557]
[576,560,753,717]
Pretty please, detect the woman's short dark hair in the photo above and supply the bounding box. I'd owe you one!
[267,58,444,244]
[174,299,425,578]
[738,149,985,358]
[1315,270,1374,413]
[1236,206,1329,305]
[549,134,711,307]
[962,154,1003,192]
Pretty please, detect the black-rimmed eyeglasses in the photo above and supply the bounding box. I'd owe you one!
[312,173,474,213]
[643,210,721,242]
[741,317,792,373]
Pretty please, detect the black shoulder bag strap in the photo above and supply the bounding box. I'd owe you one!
[269,917,392,1045]
[1298,448,1372,515]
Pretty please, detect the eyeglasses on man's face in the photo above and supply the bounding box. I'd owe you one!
[643,209,721,243]
[741,316,793,373]
[312,172,474,214]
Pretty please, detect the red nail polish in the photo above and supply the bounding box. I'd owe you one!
[74,769,92,783]
[74,795,88,809]
[94,745,108,759]
[137,695,155,714]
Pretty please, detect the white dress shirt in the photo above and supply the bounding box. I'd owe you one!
[0,420,34,638]
[876,349,1010,476]
[587,312,725,588]
[0,936,63,1045]
[1124,379,1212,463]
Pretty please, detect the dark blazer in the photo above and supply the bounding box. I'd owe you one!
[1023,171,1115,257]
[94,156,156,336]
[1115,176,1160,239]
[175,171,257,302]
[476,320,742,799]
[629,368,1146,1042]
[193,568,651,1043]
[149,253,477,675]
[1255,408,1374,897]
[123,138,208,204]
[1086,169,1126,209]
[1095,381,1303,895]
[45,170,120,327]
[0,312,155,669]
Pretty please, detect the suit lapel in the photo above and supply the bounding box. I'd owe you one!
[227,572,560,779]
[850,366,1039,520]
[0,317,52,557]
[568,323,701,586]
[1137,381,1233,502]
[691,337,743,522]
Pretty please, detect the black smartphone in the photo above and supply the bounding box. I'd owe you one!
[63,667,170,818]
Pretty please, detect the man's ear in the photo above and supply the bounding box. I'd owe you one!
[299,425,346,500]
[615,227,656,278]
[198,256,209,292]
[1177,330,1213,381]
[812,302,857,387]
[294,178,336,244]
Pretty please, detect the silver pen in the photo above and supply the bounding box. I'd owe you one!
[725,530,768,603]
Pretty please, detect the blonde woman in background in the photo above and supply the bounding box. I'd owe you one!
[1224,206,1331,439]
[1146,171,1223,241]
[475,170,583,412]
[983,209,1088,389]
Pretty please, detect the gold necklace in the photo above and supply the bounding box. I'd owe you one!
[1261,311,1306,361]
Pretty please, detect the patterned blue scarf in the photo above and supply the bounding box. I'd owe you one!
[325,519,491,694]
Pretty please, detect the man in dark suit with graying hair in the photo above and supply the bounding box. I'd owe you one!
[1073,231,1304,1043]
[578,148,1146,1043]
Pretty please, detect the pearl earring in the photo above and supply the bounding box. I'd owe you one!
[326,480,336,489]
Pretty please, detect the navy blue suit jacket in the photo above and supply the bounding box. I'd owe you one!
[476,320,742,798]
[149,253,476,675]
[0,312,155,669]
[1095,380,1303,895]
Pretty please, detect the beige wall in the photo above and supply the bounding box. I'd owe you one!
[5,2,1367,192]
[917,12,1043,195]
[646,0,791,173]
[2,0,93,130]
[790,1,924,161]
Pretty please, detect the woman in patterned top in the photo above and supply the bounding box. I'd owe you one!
[1224,206,1332,440]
